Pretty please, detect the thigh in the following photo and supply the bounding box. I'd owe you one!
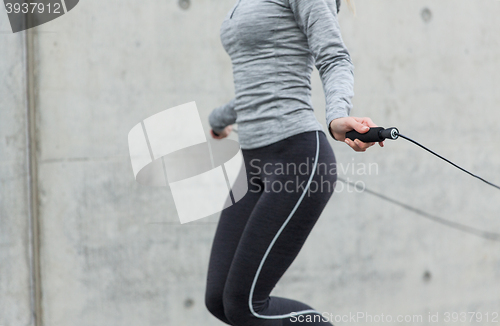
[205,151,264,297]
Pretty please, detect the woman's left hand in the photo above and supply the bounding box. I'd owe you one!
[329,117,385,152]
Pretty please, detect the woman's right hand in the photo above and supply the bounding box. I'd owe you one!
[210,125,233,139]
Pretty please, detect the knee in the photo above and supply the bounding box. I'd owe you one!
[223,294,243,325]
[222,290,254,326]
[205,288,226,321]
[206,287,252,325]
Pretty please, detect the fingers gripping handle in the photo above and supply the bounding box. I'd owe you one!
[346,127,399,142]
[346,127,384,142]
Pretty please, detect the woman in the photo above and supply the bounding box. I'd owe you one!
[205,0,383,325]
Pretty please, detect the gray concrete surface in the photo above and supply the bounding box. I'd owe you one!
[1,0,500,325]
[0,18,34,326]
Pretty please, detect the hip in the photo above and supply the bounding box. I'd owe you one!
[241,130,337,183]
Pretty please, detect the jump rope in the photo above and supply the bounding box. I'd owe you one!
[345,127,500,242]
[215,126,500,241]
[347,127,500,191]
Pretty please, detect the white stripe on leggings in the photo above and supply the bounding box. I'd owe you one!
[248,130,322,320]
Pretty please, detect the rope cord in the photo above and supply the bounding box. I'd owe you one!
[397,133,500,191]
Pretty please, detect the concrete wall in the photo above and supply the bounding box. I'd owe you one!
[0,15,35,326]
[1,0,500,325]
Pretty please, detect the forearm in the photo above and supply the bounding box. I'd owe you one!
[322,57,354,130]
[208,98,237,132]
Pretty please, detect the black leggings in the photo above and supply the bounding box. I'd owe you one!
[205,130,337,326]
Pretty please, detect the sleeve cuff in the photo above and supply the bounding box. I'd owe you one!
[326,111,349,140]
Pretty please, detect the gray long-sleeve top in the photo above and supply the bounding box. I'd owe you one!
[209,0,354,149]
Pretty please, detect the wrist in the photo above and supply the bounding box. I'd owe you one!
[328,119,340,140]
